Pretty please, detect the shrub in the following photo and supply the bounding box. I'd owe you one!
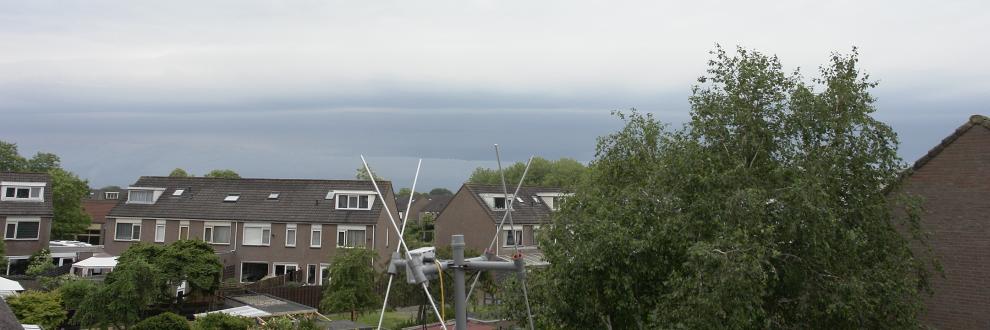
[192,312,254,330]
[133,312,191,330]
[6,290,67,330]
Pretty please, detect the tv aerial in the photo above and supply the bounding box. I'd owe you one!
[361,144,537,330]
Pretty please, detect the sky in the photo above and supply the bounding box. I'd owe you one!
[1,0,988,190]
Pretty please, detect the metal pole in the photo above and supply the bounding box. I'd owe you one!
[452,235,467,330]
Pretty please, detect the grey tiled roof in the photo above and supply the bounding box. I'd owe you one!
[0,298,22,330]
[422,195,452,213]
[0,172,54,216]
[108,176,393,224]
[463,184,563,225]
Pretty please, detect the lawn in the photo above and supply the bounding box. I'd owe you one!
[326,310,418,330]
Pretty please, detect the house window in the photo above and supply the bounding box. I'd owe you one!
[172,189,185,197]
[336,225,366,248]
[493,197,507,210]
[4,218,40,240]
[551,196,565,210]
[243,223,272,246]
[154,221,166,242]
[268,192,279,200]
[310,225,322,247]
[503,227,523,247]
[204,223,231,244]
[104,191,119,200]
[2,185,43,202]
[179,225,189,240]
[274,263,299,279]
[5,257,29,276]
[307,264,318,285]
[336,194,371,210]
[285,224,297,247]
[115,220,142,241]
[127,190,154,204]
[223,194,239,202]
[320,264,330,285]
[241,262,269,283]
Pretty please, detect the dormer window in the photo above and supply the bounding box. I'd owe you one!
[104,192,119,200]
[127,190,154,204]
[1,182,44,202]
[172,189,185,197]
[337,194,371,210]
[268,192,279,200]
[493,197,507,210]
[224,194,240,202]
[126,187,165,204]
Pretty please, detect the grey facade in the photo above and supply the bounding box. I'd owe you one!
[0,172,53,275]
[105,176,401,284]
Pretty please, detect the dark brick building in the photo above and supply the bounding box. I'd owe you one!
[900,115,990,329]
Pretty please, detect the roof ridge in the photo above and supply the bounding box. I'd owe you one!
[138,176,392,184]
[911,114,990,171]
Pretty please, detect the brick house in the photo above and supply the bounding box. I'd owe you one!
[434,184,567,262]
[0,172,53,275]
[105,176,400,284]
[899,115,990,329]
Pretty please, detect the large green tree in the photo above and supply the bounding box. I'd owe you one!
[0,141,91,239]
[468,157,586,188]
[534,47,932,329]
[73,241,222,328]
[320,248,380,321]
[203,169,240,179]
[169,168,192,177]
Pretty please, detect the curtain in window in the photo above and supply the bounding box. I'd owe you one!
[116,223,133,240]
[346,230,366,247]
[213,226,231,243]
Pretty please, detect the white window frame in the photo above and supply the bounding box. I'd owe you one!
[204,221,232,245]
[242,223,272,246]
[178,221,190,240]
[336,225,367,248]
[125,187,165,204]
[502,225,524,247]
[285,224,297,247]
[223,194,240,202]
[104,191,119,200]
[172,189,185,197]
[154,220,166,243]
[240,261,269,283]
[480,193,514,210]
[4,217,41,240]
[5,256,29,276]
[114,219,142,241]
[273,262,299,276]
[1,182,45,202]
[310,224,322,248]
[320,263,330,285]
[335,194,375,210]
[306,264,318,285]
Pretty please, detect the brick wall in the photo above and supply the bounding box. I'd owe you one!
[902,122,990,329]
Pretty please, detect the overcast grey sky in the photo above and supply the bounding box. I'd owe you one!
[1,0,987,190]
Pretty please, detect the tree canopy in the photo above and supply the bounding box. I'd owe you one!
[0,141,91,239]
[355,164,385,181]
[320,248,380,321]
[467,156,586,188]
[203,169,241,179]
[73,241,222,328]
[169,168,192,177]
[5,290,66,330]
[533,47,932,329]
[428,188,453,196]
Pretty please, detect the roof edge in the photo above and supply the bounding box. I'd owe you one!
[910,114,990,172]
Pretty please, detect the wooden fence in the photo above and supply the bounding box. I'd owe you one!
[250,285,324,308]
